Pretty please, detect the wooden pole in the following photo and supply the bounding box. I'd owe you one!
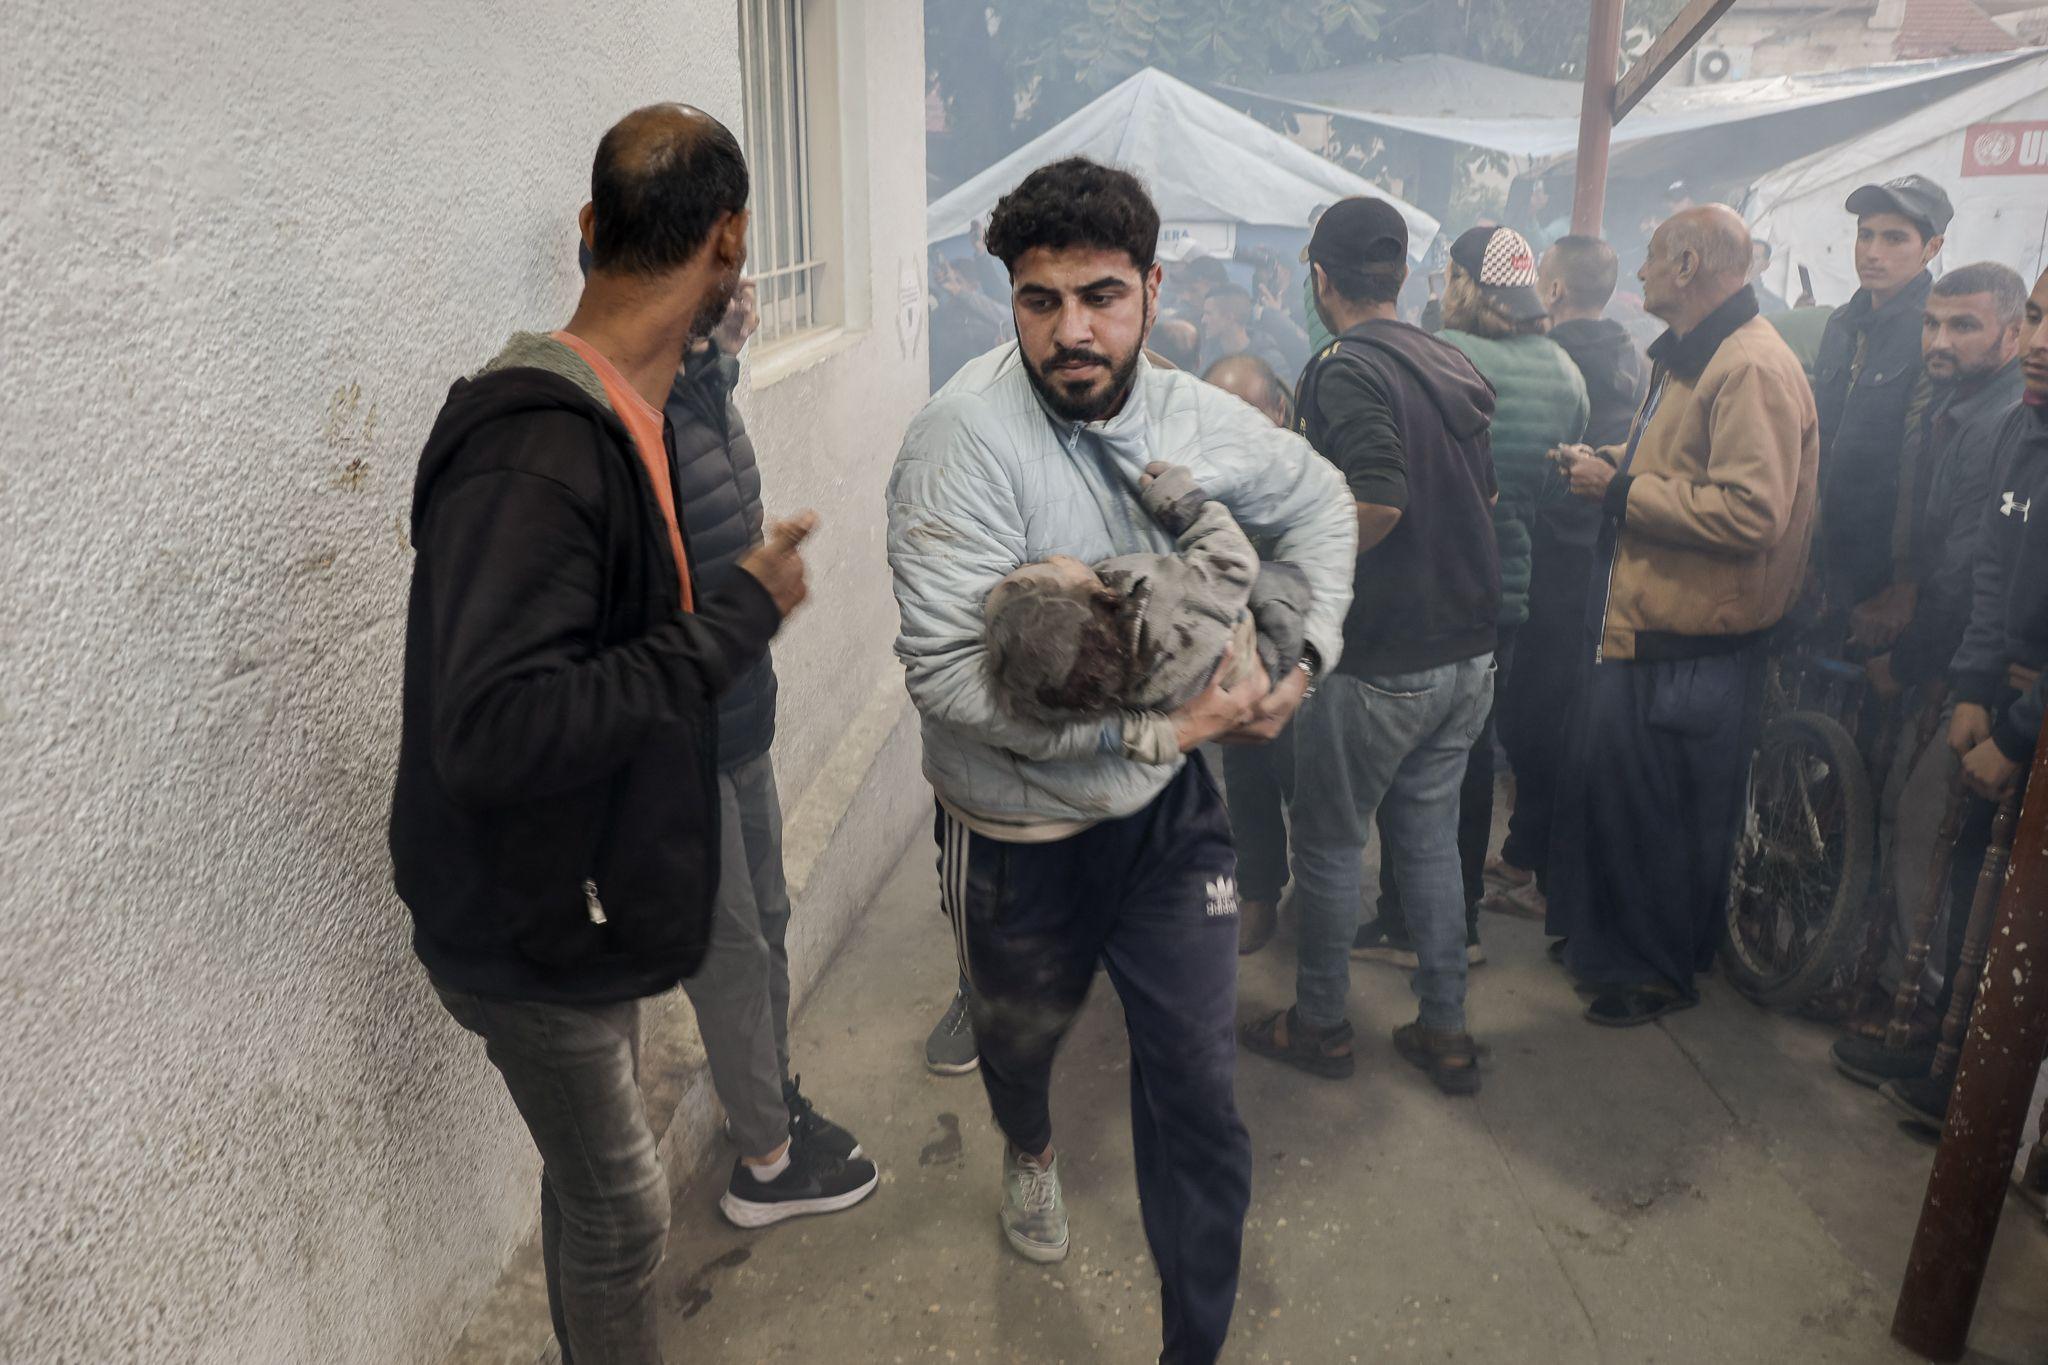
[1929,791,2019,1083]
[1892,734,2048,1360]
[1613,0,1743,121]
[1571,0,1625,236]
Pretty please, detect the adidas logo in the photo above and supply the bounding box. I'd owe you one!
[1205,876,1240,919]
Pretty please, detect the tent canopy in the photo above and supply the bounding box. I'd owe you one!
[927,67,1438,259]
[1222,50,2038,161]
[1747,53,2048,306]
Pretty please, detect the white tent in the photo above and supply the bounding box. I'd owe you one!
[1747,54,2048,306]
[1223,49,2035,162]
[927,67,1438,261]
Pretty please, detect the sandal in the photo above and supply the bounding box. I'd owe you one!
[1392,1022,1483,1096]
[1483,855,1535,892]
[1584,986,1695,1029]
[1241,1007,1354,1079]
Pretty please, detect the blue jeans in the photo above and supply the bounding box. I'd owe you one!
[1289,657,1495,1033]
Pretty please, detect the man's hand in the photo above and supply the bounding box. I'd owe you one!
[1554,444,1616,502]
[1170,646,1271,753]
[1864,653,1902,702]
[712,279,759,357]
[1848,583,1916,651]
[736,510,818,618]
[1217,661,1309,745]
[1950,702,1993,758]
[1962,738,2022,801]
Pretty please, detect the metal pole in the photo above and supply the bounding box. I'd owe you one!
[1892,731,2048,1361]
[1572,0,1625,236]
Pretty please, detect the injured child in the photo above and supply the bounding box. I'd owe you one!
[983,462,1312,764]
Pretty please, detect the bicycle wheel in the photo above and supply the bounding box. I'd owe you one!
[1721,711,1877,1006]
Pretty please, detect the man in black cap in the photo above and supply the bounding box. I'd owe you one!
[1816,174,1953,624]
[1241,197,1502,1095]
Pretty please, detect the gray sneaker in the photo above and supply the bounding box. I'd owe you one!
[925,990,979,1075]
[1001,1144,1070,1263]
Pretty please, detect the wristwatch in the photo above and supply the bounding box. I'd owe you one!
[1297,646,1321,700]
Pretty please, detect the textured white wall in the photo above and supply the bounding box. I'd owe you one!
[0,0,928,1361]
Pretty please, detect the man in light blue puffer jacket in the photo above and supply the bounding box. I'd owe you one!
[887,158,1355,1365]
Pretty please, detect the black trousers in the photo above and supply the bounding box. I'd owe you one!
[937,758,1250,1365]
[1221,726,1296,905]
[1499,539,1595,889]
[1547,643,1769,996]
[1375,629,1517,940]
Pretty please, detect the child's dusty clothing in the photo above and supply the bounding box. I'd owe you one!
[986,465,1313,763]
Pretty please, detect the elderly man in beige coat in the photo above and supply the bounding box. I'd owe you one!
[1547,206,1820,1027]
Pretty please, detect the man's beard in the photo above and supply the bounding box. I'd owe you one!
[690,266,742,339]
[1930,349,2005,385]
[1025,341,1142,423]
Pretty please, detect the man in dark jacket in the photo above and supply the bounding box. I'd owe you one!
[1489,235,1647,913]
[1946,266,2048,801]
[664,281,873,1217]
[390,106,851,1365]
[1240,198,1500,1095]
[1829,264,2029,1085]
[1815,175,1952,616]
[1871,264,2048,1124]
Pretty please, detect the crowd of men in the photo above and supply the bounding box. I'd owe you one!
[387,102,2048,1365]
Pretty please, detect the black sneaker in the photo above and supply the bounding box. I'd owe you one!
[718,1139,879,1229]
[1351,920,1419,969]
[1830,1035,1935,1090]
[925,989,980,1075]
[1466,924,1487,967]
[1881,1074,1952,1131]
[784,1075,862,1162]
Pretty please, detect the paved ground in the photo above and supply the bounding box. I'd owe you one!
[648,836,2048,1365]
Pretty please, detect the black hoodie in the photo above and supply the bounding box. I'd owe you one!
[389,333,783,1003]
[1296,318,1501,675]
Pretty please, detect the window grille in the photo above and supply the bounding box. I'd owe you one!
[738,0,824,347]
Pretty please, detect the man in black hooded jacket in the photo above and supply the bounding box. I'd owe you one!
[389,106,855,1365]
[1240,198,1501,1095]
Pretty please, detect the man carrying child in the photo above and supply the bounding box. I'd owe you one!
[884,156,1356,1365]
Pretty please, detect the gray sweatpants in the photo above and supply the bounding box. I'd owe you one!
[1879,701,1960,998]
[682,751,795,1156]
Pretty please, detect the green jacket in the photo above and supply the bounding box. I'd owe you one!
[1439,329,1591,626]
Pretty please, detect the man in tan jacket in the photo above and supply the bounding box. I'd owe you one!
[1547,206,1819,1026]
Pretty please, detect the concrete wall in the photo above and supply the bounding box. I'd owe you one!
[0,1,928,1361]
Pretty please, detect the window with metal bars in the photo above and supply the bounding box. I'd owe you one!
[738,0,826,348]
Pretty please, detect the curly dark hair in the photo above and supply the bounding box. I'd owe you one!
[985,157,1160,276]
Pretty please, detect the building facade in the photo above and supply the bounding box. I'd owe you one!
[0,0,929,1360]
[1681,0,2022,86]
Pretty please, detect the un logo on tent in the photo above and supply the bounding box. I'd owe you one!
[1973,129,2018,171]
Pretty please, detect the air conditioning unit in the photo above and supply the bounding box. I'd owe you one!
[1692,46,1753,83]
